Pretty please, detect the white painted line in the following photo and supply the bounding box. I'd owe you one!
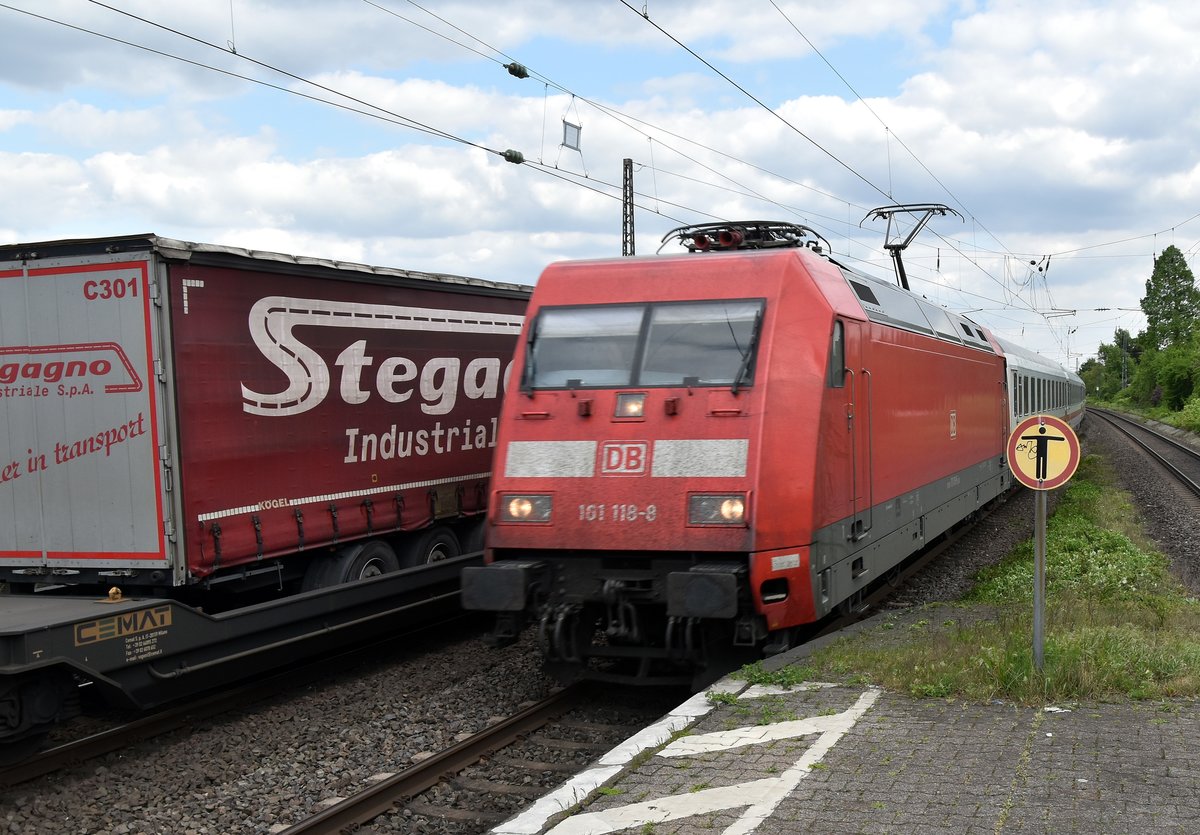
[740,682,839,699]
[659,712,857,758]
[537,688,882,835]
[489,679,747,835]
[548,778,781,835]
[196,470,491,522]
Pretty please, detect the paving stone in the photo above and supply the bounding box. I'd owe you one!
[493,681,1200,835]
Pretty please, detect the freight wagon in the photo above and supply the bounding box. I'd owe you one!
[0,234,529,756]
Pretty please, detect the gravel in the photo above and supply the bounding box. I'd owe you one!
[1085,414,1200,594]
[4,414,1194,835]
[882,479,1056,610]
[1,625,554,835]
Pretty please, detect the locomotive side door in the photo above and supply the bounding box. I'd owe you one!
[838,319,872,540]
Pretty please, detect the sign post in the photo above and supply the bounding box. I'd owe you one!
[1006,414,1081,673]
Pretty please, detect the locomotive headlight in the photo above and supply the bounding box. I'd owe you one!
[499,494,553,523]
[688,493,747,525]
[615,392,646,418]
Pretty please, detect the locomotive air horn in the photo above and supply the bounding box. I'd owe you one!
[717,228,744,247]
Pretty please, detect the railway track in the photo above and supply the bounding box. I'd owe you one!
[277,681,681,834]
[1,681,274,786]
[0,612,481,787]
[271,498,1018,834]
[1,452,1081,831]
[1088,408,1200,499]
[1,481,1064,832]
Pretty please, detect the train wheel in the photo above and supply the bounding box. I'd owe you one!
[400,527,460,567]
[301,540,399,590]
[0,672,74,764]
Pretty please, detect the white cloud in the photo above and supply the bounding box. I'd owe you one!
[0,0,1196,365]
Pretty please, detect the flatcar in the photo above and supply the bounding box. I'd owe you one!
[0,234,529,758]
[461,221,1085,683]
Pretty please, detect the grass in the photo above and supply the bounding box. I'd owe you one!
[1093,396,1200,435]
[748,453,1200,704]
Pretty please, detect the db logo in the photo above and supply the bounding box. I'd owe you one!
[600,441,649,475]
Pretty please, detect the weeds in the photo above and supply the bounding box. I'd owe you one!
[792,454,1200,704]
[705,690,740,706]
[733,662,818,688]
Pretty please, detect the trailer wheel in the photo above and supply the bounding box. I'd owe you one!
[302,540,400,590]
[400,528,460,567]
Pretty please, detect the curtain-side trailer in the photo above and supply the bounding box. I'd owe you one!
[0,234,528,594]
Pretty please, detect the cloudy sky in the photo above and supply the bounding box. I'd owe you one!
[2,0,1197,369]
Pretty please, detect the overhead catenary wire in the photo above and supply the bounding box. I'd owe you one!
[0,4,682,238]
[449,4,1095,330]
[362,0,866,222]
[81,0,473,147]
[0,2,1149,362]
[616,2,1154,359]
[49,2,1071,336]
[618,0,892,204]
[385,1,1147,361]
[14,0,1175,282]
[616,0,1066,344]
[366,0,1112,338]
[362,0,496,63]
[80,0,856,238]
[765,1,1009,253]
[0,2,466,145]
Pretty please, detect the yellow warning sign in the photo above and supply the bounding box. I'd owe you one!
[1007,415,1080,490]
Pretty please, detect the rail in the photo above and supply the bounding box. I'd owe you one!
[276,684,586,835]
[1088,408,1200,497]
[0,611,477,785]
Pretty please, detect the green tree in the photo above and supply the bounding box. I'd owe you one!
[1156,343,1194,409]
[1140,245,1200,350]
[1128,346,1161,407]
[1127,340,1197,411]
[1079,356,1101,399]
[1090,328,1136,399]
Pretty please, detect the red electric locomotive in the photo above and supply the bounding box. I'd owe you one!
[462,221,1020,683]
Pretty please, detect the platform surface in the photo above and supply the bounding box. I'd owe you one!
[494,666,1200,834]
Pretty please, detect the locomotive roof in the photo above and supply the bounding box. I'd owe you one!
[835,260,1078,382]
[835,261,996,353]
[655,220,994,355]
[0,232,533,299]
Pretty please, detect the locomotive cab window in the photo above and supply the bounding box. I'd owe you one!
[524,306,641,388]
[524,299,765,390]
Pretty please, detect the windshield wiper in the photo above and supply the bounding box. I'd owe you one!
[731,308,763,395]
